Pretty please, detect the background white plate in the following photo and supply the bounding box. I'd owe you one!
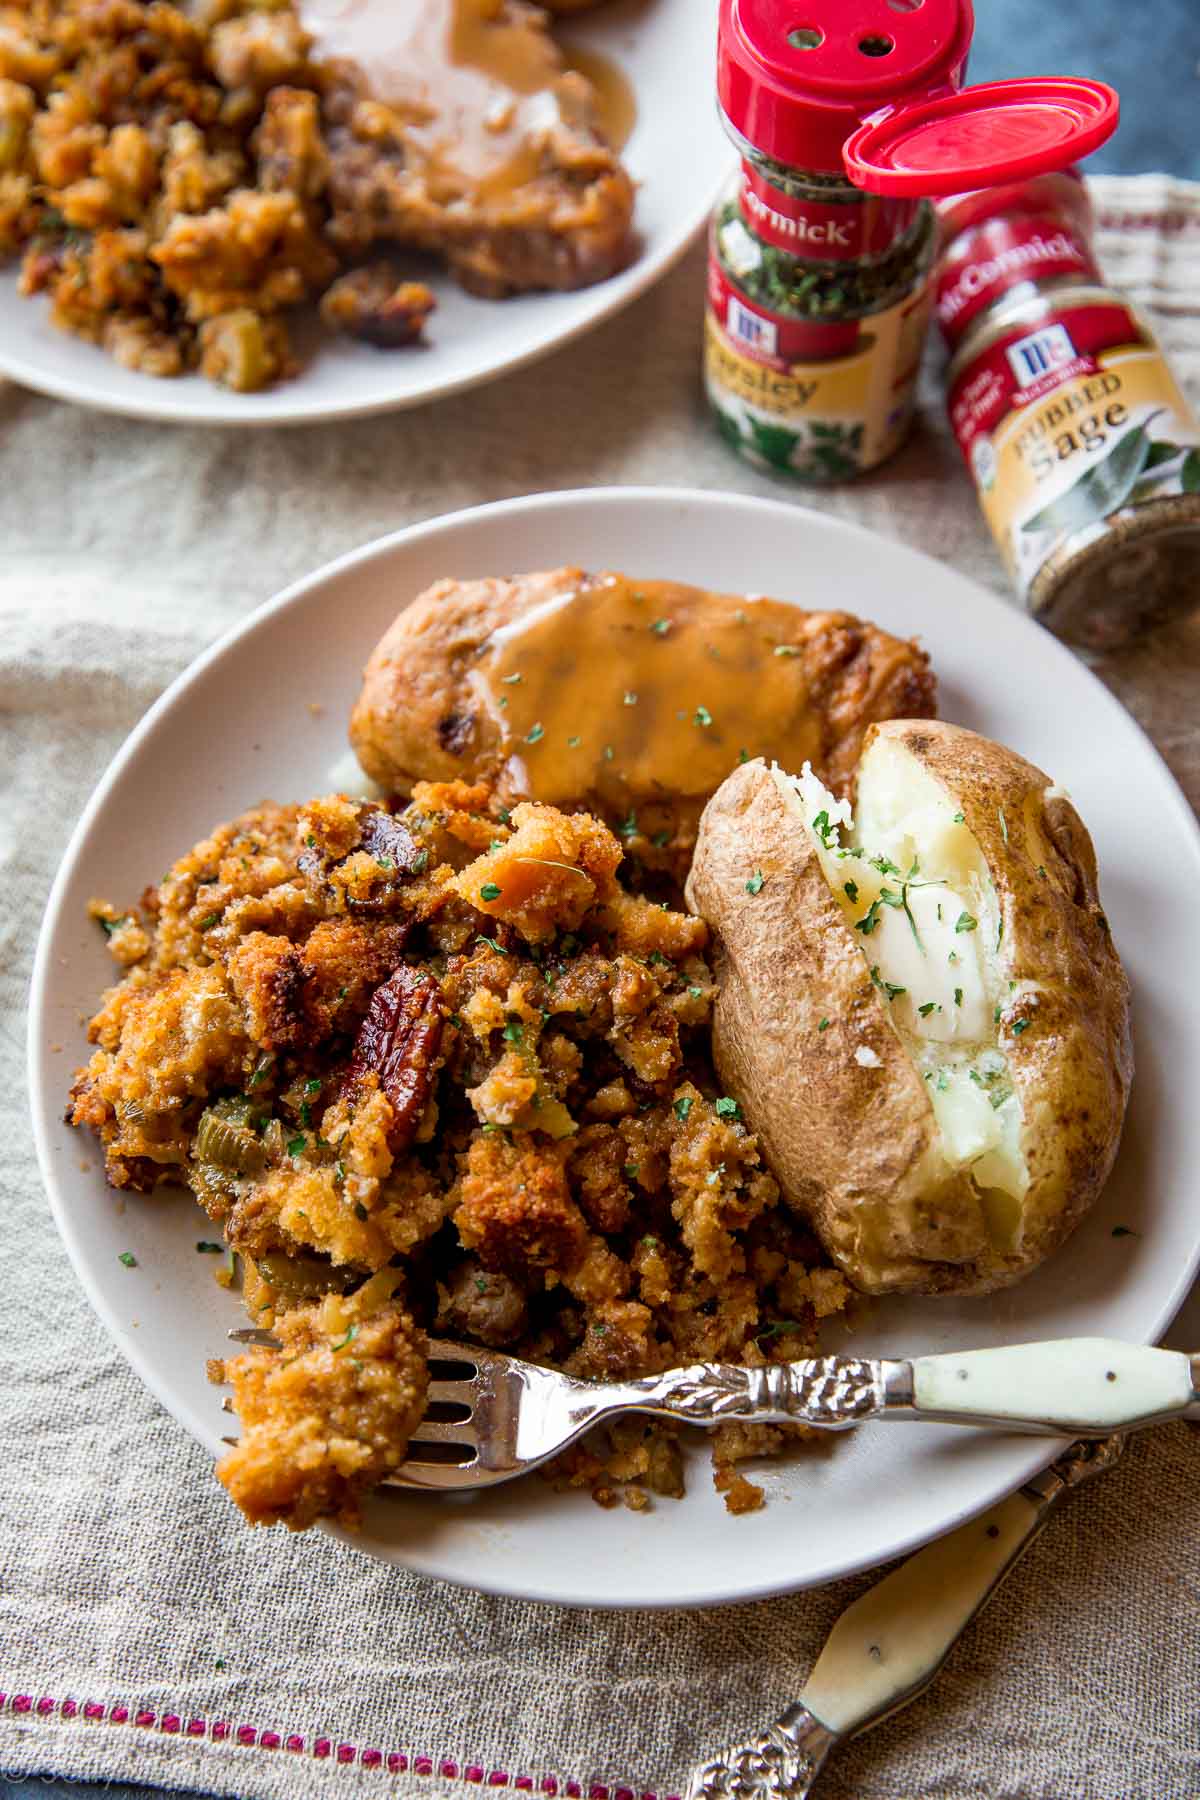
[29,487,1200,1608]
[0,0,723,426]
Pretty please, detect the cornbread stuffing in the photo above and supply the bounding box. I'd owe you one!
[1,0,635,390]
[70,781,848,1528]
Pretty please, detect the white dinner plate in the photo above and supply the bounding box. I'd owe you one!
[29,487,1200,1608]
[0,0,723,427]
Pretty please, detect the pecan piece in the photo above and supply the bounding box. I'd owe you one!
[347,966,444,1150]
[299,803,426,915]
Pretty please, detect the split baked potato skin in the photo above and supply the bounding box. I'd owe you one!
[685,721,1133,1297]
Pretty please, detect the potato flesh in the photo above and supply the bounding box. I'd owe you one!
[777,744,1028,1210]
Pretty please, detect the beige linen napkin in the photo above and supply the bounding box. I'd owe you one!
[2,174,1199,1800]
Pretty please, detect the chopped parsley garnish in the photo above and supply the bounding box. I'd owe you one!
[773,644,799,657]
[475,1276,488,1295]
[331,1325,359,1353]
[501,672,523,685]
[641,1233,657,1247]
[954,987,963,1006]
[286,1134,306,1158]
[869,855,901,877]
[617,812,639,838]
[952,811,965,824]
[198,912,220,930]
[855,899,883,936]
[196,1241,222,1253]
[693,705,713,728]
[955,911,978,934]
[623,691,638,706]
[480,881,502,902]
[811,810,834,846]
[968,1069,984,1087]
[674,1096,693,1122]
[756,1319,802,1343]
[817,1017,830,1032]
[299,1103,312,1128]
[503,1020,524,1045]
[99,914,132,936]
[917,1001,941,1017]
[412,850,429,873]
[843,880,858,903]
[1011,1017,1030,1035]
[478,935,507,955]
[497,806,511,825]
[248,1054,274,1089]
[376,856,394,871]
[715,1096,740,1119]
[688,985,703,999]
[745,870,765,895]
[935,1071,950,1092]
[994,1003,1002,1024]
[603,745,614,761]
[334,1161,346,1185]
[624,1164,640,1180]
[869,966,906,1002]
[525,722,544,744]
[118,1251,137,1268]
[650,618,671,636]
[738,748,750,764]
[1036,864,1047,879]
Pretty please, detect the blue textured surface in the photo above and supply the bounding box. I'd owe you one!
[6,7,1197,1800]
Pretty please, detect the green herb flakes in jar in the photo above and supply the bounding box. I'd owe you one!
[936,170,1200,648]
[707,1,1119,486]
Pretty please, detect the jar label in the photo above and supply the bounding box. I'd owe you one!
[935,213,1100,341]
[949,300,1200,600]
[739,164,918,263]
[705,246,931,479]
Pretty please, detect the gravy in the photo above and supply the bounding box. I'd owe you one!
[302,0,635,204]
[469,574,832,810]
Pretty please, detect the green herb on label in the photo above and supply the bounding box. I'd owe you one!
[674,1096,693,1122]
[955,911,978,934]
[694,705,713,728]
[480,882,502,902]
[745,870,765,894]
[118,1251,137,1268]
[1022,415,1162,536]
[331,1325,359,1353]
[715,1097,741,1119]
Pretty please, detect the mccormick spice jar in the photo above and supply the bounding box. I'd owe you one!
[707,0,1119,483]
[937,172,1200,648]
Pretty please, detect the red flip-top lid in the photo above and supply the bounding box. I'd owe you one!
[845,79,1120,194]
[718,0,1119,188]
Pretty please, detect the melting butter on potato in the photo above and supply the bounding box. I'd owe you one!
[685,720,1133,1296]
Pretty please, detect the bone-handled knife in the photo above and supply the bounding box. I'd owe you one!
[687,1434,1126,1800]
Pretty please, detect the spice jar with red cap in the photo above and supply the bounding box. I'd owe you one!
[936,171,1200,648]
[706,0,1119,482]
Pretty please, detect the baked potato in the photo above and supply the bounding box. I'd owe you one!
[685,720,1133,1296]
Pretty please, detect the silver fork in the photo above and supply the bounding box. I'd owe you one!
[224,1330,1200,1488]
